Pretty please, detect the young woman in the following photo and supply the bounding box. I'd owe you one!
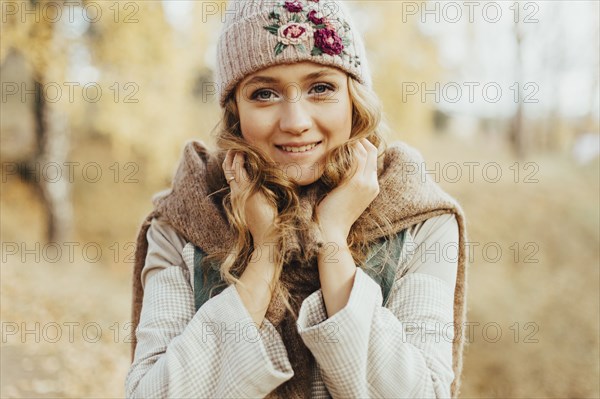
[126,1,469,398]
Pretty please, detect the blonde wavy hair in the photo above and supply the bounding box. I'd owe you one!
[203,74,398,318]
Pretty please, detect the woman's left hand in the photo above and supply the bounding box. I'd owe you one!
[316,137,380,243]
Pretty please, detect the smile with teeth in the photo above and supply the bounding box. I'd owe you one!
[278,142,320,153]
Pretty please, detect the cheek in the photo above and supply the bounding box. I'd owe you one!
[326,99,353,140]
[239,112,271,145]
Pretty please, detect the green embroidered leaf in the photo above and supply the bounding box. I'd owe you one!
[311,46,323,56]
[268,11,280,20]
[275,42,288,56]
[296,43,307,53]
[264,25,280,34]
[342,38,350,46]
[291,14,301,23]
[313,24,326,29]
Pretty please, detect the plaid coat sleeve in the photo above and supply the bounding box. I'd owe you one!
[125,219,294,398]
[296,214,458,398]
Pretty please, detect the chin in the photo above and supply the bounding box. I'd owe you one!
[291,170,322,187]
[275,161,324,186]
[295,178,318,187]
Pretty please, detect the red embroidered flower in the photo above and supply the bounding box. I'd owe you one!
[277,22,313,45]
[314,28,344,55]
[284,0,303,12]
[307,10,325,25]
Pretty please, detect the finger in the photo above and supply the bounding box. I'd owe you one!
[234,152,250,187]
[349,141,367,178]
[361,138,378,178]
[223,150,233,173]
[354,138,370,170]
[350,140,367,168]
[223,151,239,189]
[354,139,368,157]
[361,137,377,152]
[229,152,242,186]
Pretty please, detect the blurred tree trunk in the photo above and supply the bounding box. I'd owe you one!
[508,21,526,160]
[587,16,600,132]
[31,76,72,243]
[12,0,73,243]
[542,4,565,152]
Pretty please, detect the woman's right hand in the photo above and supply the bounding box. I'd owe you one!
[222,150,278,247]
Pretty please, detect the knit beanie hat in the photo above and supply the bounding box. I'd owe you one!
[215,0,373,107]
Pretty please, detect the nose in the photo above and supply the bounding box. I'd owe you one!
[279,94,312,135]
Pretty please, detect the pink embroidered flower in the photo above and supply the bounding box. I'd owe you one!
[284,0,303,12]
[307,10,325,25]
[314,28,344,55]
[277,22,314,45]
[309,0,319,2]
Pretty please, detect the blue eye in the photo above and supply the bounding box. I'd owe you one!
[251,89,277,101]
[311,83,335,94]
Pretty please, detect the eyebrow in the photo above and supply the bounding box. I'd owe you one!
[242,70,339,87]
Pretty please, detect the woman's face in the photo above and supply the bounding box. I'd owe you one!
[235,61,353,186]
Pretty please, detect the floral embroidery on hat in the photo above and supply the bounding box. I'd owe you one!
[284,0,303,12]
[263,0,361,67]
[278,22,314,47]
[307,9,324,25]
[313,27,343,55]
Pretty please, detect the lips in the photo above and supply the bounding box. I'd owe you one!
[276,141,322,153]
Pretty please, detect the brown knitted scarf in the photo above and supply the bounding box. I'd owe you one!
[131,140,469,398]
